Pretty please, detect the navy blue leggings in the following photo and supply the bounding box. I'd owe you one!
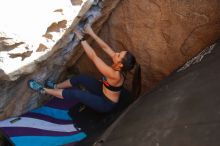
[62,74,117,113]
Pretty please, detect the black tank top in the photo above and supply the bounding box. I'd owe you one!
[102,76,123,92]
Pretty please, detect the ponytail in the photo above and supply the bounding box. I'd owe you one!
[131,63,141,100]
[120,51,141,99]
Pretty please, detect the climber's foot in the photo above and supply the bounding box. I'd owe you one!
[28,80,45,94]
[45,80,57,89]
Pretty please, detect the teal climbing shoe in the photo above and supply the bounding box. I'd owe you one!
[45,80,56,89]
[28,79,44,93]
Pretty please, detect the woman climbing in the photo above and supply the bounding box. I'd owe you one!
[28,25,141,113]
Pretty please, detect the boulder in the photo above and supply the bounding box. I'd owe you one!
[0,0,220,120]
[0,0,82,81]
[76,0,220,92]
[0,0,120,119]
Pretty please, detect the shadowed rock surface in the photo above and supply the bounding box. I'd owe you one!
[97,41,220,146]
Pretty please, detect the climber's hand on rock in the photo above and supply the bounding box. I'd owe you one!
[84,24,93,35]
[74,30,83,40]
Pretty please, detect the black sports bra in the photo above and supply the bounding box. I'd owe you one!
[102,76,123,92]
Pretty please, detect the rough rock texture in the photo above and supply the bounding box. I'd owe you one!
[0,0,121,120]
[76,0,220,93]
[101,41,220,146]
[0,0,220,120]
[0,0,83,81]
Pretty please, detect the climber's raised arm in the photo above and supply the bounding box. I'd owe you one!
[75,31,116,79]
[84,25,115,58]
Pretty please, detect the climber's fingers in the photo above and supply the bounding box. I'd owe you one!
[84,24,93,34]
[74,30,83,40]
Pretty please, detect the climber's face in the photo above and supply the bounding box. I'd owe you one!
[112,51,127,64]
[111,51,127,71]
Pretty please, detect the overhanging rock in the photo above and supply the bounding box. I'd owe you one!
[0,0,96,81]
[0,0,121,120]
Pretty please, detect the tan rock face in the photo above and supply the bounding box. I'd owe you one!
[76,0,220,93]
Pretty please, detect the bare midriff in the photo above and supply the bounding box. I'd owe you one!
[102,85,120,103]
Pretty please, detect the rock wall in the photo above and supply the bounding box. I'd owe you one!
[0,0,119,119]
[76,0,220,92]
[0,0,81,81]
[0,0,220,120]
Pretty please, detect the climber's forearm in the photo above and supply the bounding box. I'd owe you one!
[81,40,96,60]
[88,30,115,58]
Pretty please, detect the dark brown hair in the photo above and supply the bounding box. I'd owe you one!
[121,52,141,99]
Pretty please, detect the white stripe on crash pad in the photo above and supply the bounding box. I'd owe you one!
[0,117,76,132]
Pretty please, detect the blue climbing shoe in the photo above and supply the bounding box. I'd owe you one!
[45,79,56,89]
[28,79,44,93]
